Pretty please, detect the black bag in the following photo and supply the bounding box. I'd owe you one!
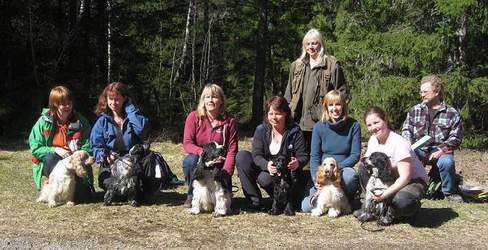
[139,151,175,195]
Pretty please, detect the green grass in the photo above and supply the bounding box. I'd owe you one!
[1,141,487,249]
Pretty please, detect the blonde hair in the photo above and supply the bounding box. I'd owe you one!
[321,90,348,122]
[196,84,227,118]
[298,28,326,61]
[421,74,443,98]
[48,85,73,115]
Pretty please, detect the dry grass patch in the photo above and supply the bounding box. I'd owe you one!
[0,142,487,249]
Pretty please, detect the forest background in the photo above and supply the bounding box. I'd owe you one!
[1,0,487,149]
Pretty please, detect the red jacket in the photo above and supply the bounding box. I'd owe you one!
[183,111,238,175]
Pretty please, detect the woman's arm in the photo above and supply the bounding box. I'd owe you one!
[125,102,150,140]
[90,118,107,163]
[310,124,322,181]
[251,125,269,171]
[374,159,412,201]
[292,130,310,169]
[182,111,203,155]
[338,121,361,169]
[223,118,238,175]
[28,117,55,159]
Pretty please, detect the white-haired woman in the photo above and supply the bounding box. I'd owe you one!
[284,28,349,151]
[182,84,238,207]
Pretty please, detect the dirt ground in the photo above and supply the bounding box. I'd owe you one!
[450,149,488,185]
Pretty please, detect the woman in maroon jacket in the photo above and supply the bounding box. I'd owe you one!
[182,84,238,207]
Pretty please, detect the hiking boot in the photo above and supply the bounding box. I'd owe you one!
[444,193,463,203]
[183,197,192,208]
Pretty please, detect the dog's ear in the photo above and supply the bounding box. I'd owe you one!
[85,156,95,166]
[333,164,342,185]
[316,167,326,186]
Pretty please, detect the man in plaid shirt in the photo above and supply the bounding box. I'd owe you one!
[402,74,463,202]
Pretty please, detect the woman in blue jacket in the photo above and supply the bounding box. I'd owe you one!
[301,90,361,212]
[90,82,150,190]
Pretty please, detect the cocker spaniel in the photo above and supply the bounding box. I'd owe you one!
[357,152,396,225]
[310,157,351,217]
[103,145,144,207]
[269,155,299,216]
[190,141,231,217]
[37,150,94,208]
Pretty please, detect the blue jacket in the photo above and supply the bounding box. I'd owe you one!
[90,102,150,163]
[310,117,361,182]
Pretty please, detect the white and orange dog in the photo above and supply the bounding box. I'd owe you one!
[37,150,94,208]
[310,157,351,217]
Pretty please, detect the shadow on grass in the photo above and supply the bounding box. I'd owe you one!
[409,207,459,228]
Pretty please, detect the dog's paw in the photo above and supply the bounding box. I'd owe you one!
[284,208,295,216]
[268,208,281,216]
[66,201,75,207]
[311,208,323,217]
[47,201,57,208]
[189,207,200,215]
[328,208,340,218]
[212,211,226,217]
[357,212,374,222]
[129,200,140,207]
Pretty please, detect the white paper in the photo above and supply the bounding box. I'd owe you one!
[155,162,161,178]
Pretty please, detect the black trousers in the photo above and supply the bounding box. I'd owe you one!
[42,153,94,202]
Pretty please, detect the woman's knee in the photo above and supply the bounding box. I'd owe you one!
[183,154,199,171]
[341,167,359,193]
[236,150,253,171]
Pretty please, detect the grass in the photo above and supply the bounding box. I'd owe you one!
[1,140,487,249]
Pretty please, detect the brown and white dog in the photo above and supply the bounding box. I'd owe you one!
[37,151,95,208]
[310,157,351,217]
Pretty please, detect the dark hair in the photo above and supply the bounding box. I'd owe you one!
[363,106,390,129]
[264,96,293,126]
[94,82,131,116]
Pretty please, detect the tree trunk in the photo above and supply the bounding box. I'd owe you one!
[456,13,467,69]
[106,0,112,83]
[251,0,268,124]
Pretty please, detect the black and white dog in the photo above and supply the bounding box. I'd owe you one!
[103,145,146,207]
[357,152,396,225]
[269,154,299,216]
[190,141,231,217]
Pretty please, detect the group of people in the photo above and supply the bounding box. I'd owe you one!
[29,28,464,225]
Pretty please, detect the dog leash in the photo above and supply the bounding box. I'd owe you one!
[360,221,385,232]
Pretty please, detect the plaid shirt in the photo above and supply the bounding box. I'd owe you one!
[401,101,463,152]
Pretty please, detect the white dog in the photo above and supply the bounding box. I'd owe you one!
[37,151,94,208]
[310,157,351,217]
[190,142,231,217]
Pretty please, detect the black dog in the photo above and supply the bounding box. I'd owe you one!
[357,152,396,226]
[269,154,299,216]
[103,145,144,207]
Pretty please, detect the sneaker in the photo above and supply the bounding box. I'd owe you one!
[444,193,463,203]
[183,197,192,208]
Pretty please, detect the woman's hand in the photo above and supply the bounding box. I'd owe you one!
[55,147,72,158]
[371,189,386,202]
[106,153,117,165]
[287,157,299,171]
[267,161,278,176]
[314,182,323,191]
